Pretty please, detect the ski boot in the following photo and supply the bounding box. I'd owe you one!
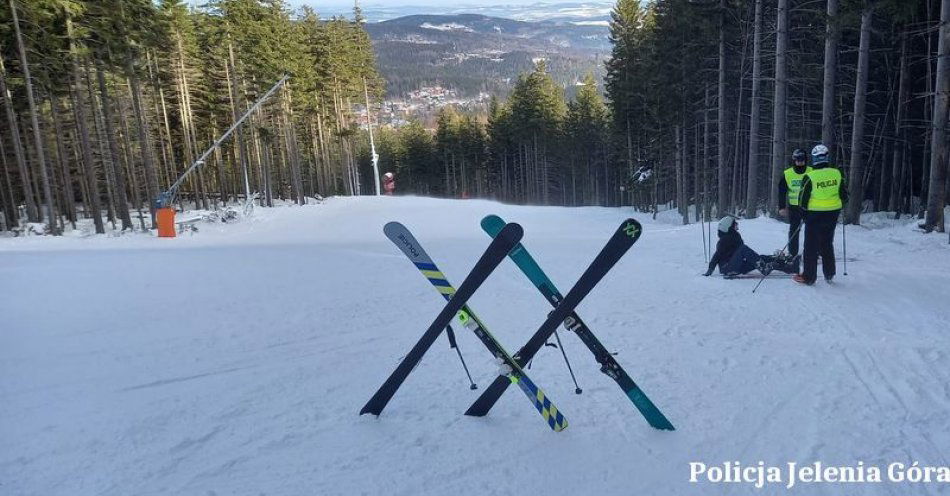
[787,254,801,274]
[793,274,814,285]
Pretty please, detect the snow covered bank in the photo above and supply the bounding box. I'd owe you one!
[2,196,948,495]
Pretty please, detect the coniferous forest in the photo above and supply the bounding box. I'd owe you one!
[1,0,948,234]
[0,0,380,234]
[4,3,950,492]
[369,0,948,233]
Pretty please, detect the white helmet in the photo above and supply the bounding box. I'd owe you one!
[811,144,829,164]
[718,216,736,233]
[384,172,394,179]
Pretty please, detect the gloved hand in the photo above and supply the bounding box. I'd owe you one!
[703,268,713,277]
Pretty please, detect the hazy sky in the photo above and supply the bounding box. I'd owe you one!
[187,0,617,8]
[316,0,564,6]
[186,1,616,20]
[213,0,580,8]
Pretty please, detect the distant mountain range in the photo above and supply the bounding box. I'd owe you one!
[323,1,614,24]
[365,13,612,99]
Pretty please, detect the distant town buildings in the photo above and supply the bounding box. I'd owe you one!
[355,85,492,129]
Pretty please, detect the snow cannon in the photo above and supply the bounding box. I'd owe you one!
[154,192,176,238]
[153,74,291,238]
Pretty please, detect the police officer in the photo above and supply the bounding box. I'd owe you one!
[794,144,848,285]
[777,148,811,257]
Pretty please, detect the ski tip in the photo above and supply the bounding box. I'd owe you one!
[358,407,380,417]
[620,218,643,242]
[480,214,505,229]
[382,221,405,236]
[643,409,675,430]
[480,215,508,238]
[498,222,524,241]
[649,420,676,431]
[628,389,675,430]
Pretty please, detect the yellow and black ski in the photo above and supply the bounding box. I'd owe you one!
[382,221,568,432]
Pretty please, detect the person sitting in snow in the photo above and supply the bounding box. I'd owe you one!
[702,216,800,278]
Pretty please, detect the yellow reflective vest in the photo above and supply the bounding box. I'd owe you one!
[804,167,843,211]
[783,166,812,206]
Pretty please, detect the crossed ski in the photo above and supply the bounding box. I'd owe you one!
[359,222,523,419]
[361,222,568,432]
[477,215,675,430]
[380,221,567,432]
[463,217,647,421]
[361,217,659,431]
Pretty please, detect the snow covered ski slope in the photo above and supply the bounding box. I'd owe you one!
[2,196,949,495]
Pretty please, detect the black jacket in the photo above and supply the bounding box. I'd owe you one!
[707,229,743,273]
[777,165,809,209]
[799,163,848,212]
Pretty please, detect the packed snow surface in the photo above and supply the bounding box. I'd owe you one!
[2,197,949,495]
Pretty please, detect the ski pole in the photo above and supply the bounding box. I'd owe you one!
[842,219,848,276]
[446,325,477,389]
[752,220,804,294]
[551,330,582,394]
[701,203,708,264]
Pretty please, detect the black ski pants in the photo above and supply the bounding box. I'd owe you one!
[787,206,804,256]
[802,210,839,283]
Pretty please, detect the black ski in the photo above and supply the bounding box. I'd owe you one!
[383,221,568,431]
[481,214,673,430]
[360,222,523,417]
[464,218,642,417]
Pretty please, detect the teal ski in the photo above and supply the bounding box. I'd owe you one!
[481,214,674,431]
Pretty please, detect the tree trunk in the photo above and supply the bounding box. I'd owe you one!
[730,24,748,212]
[85,62,116,228]
[717,0,729,213]
[845,5,874,225]
[676,125,687,224]
[226,38,251,202]
[71,87,105,234]
[704,86,712,219]
[924,0,950,232]
[126,61,159,225]
[0,131,18,229]
[116,95,147,229]
[694,120,702,221]
[49,94,77,226]
[316,112,331,194]
[67,19,105,234]
[890,30,909,213]
[176,32,198,187]
[0,49,37,222]
[95,60,133,229]
[282,86,304,205]
[149,53,175,192]
[745,0,763,218]
[261,128,274,207]
[769,0,789,216]
[821,0,839,152]
[10,0,56,232]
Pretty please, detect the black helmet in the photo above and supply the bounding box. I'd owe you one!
[792,149,807,162]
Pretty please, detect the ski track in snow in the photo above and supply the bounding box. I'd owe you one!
[1,196,949,495]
